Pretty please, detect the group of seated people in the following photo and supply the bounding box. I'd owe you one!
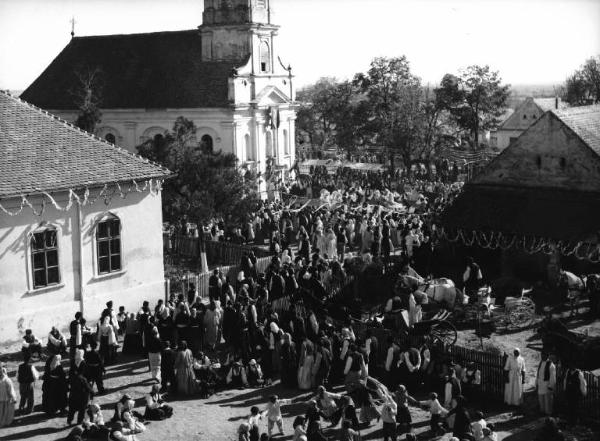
[21,327,68,359]
[63,387,173,441]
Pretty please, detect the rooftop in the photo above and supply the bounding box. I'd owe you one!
[20,30,246,110]
[0,91,171,198]
[551,105,600,156]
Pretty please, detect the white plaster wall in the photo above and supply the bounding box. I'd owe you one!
[0,187,166,344]
[496,129,524,150]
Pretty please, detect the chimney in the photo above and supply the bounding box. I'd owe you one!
[555,96,559,110]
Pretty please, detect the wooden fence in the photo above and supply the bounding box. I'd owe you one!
[168,256,273,299]
[554,366,600,422]
[164,233,271,266]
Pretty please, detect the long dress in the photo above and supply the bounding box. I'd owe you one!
[204,308,221,348]
[504,355,526,405]
[42,362,68,414]
[174,349,197,395]
[0,375,16,427]
[298,354,315,390]
[280,342,298,388]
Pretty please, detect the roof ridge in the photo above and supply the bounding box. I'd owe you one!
[72,29,198,40]
[0,90,171,175]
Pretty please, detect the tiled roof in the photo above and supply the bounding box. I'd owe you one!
[21,30,246,110]
[552,105,600,156]
[0,91,172,198]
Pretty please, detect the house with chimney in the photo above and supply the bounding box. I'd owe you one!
[492,97,567,150]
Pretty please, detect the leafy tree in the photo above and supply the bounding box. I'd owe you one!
[137,117,259,228]
[353,56,427,170]
[71,67,103,133]
[563,55,600,105]
[436,65,510,147]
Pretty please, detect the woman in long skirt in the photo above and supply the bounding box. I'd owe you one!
[504,348,526,406]
[42,354,68,415]
[174,341,197,396]
[0,366,16,428]
[280,333,297,388]
[298,340,315,390]
[203,301,221,350]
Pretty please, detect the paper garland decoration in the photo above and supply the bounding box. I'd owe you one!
[0,179,163,217]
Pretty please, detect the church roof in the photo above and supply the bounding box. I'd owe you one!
[21,30,245,110]
[551,105,600,156]
[0,91,171,198]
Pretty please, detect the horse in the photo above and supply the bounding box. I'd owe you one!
[585,274,600,318]
[558,270,586,316]
[398,274,464,309]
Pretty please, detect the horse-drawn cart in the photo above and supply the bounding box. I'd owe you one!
[459,287,537,331]
[411,310,458,346]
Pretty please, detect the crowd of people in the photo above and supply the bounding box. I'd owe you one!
[0,166,593,441]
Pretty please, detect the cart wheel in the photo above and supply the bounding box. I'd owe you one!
[431,320,458,346]
[508,302,535,328]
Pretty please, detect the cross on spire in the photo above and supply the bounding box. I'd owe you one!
[70,16,76,38]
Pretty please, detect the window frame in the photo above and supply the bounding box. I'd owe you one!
[28,223,61,291]
[94,214,123,276]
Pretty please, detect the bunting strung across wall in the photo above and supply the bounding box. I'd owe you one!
[0,178,163,217]
[437,226,600,263]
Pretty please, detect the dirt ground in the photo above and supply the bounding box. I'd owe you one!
[0,348,598,441]
[1,301,599,441]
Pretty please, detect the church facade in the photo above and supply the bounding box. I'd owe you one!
[21,0,296,179]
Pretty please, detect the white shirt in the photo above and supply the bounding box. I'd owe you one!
[536,360,556,394]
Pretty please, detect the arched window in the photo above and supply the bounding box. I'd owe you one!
[31,225,60,289]
[200,134,213,153]
[96,215,121,274]
[105,133,116,144]
[265,131,273,157]
[245,134,254,161]
[283,129,290,155]
[260,41,270,73]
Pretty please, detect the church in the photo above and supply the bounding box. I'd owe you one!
[21,0,296,179]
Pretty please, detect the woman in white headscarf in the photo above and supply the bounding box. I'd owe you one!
[504,348,526,406]
[0,366,16,427]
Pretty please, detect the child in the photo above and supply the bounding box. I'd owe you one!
[482,423,498,441]
[471,410,487,440]
[265,394,291,437]
[238,423,251,441]
[248,406,265,441]
[117,306,128,337]
[420,392,447,436]
[381,393,398,441]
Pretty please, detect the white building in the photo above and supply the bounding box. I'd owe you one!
[20,0,296,178]
[492,97,565,150]
[0,91,171,344]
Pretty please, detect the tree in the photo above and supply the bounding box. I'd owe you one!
[563,55,600,106]
[436,65,510,147]
[353,56,427,170]
[70,67,103,133]
[137,117,259,228]
[295,77,360,154]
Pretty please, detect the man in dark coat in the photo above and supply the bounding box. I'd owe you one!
[67,349,93,425]
[84,342,105,394]
[161,340,176,393]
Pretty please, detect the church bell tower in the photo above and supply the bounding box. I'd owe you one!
[199,0,279,75]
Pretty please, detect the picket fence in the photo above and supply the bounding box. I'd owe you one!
[168,256,273,298]
[554,366,600,422]
[163,233,271,266]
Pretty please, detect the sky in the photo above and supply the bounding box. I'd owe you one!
[0,0,599,92]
